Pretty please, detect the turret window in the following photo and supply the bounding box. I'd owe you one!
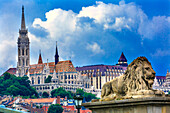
[22,48,24,55]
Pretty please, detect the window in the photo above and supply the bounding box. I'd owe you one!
[72,81,73,84]
[44,76,46,83]
[65,75,67,79]
[22,48,24,55]
[32,77,34,84]
[38,77,40,84]
[68,75,70,79]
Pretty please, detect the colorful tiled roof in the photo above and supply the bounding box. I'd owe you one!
[1,68,16,76]
[28,60,76,75]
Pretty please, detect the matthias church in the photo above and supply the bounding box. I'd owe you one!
[4,6,129,96]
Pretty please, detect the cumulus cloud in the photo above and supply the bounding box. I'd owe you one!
[86,42,104,54]
[32,9,77,39]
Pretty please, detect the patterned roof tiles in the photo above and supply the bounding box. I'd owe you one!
[28,60,76,75]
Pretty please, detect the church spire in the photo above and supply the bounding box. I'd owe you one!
[21,5,26,30]
[55,41,59,65]
[38,50,43,64]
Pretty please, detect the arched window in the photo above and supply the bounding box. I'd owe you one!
[38,77,40,84]
[44,76,46,83]
[22,48,24,55]
[71,75,73,79]
[72,81,73,84]
[68,75,70,79]
[32,77,34,84]
[65,75,67,79]
[68,81,70,84]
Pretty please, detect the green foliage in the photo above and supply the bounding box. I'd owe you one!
[76,88,98,102]
[48,104,63,113]
[0,72,38,98]
[51,87,73,99]
[45,75,52,83]
[76,88,84,95]
[42,91,49,98]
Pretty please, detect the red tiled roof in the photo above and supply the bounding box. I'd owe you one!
[24,98,56,104]
[62,106,75,111]
[28,60,76,75]
[1,68,16,76]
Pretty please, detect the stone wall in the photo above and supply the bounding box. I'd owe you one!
[82,97,170,113]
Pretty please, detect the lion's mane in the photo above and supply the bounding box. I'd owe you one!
[123,57,153,93]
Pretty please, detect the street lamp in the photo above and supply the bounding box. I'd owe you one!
[73,95,83,113]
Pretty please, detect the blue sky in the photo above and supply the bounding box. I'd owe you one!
[0,0,169,76]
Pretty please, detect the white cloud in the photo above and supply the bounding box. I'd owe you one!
[86,42,104,54]
[151,49,170,57]
[32,8,77,39]
[78,1,147,31]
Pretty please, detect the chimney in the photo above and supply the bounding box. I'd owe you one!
[57,96,60,104]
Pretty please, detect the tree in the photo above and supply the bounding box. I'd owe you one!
[76,88,98,102]
[45,75,52,83]
[51,87,73,99]
[48,104,63,113]
[76,88,84,95]
[0,72,38,98]
[42,91,49,98]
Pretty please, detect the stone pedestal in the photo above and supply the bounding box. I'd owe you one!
[82,97,170,113]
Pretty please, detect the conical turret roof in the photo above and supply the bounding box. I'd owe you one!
[118,52,127,62]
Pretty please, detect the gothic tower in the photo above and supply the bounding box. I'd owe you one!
[17,6,30,77]
[55,41,59,65]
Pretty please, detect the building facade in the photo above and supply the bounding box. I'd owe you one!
[76,52,128,90]
[153,70,170,94]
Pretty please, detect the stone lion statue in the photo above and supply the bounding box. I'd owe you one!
[100,57,164,101]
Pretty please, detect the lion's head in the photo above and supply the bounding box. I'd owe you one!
[124,57,156,92]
